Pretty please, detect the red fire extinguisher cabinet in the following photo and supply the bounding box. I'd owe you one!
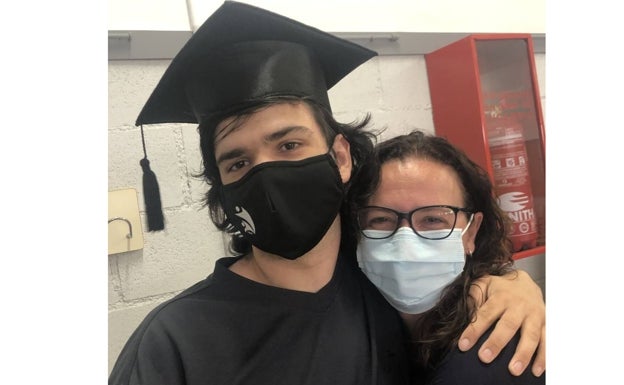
[425,34,545,260]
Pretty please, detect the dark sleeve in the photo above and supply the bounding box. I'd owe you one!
[108,307,186,385]
[426,327,545,385]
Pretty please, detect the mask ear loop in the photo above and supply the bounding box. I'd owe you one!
[461,213,476,260]
[460,213,475,236]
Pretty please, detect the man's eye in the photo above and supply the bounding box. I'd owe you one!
[228,160,249,172]
[281,142,300,151]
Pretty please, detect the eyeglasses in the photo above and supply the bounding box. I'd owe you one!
[357,205,474,240]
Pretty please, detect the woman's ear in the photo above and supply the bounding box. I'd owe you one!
[463,212,483,255]
[331,134,352,183]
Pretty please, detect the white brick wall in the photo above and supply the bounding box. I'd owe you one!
[108,52,546,372]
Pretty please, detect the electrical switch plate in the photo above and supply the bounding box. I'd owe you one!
[108,188,144,255]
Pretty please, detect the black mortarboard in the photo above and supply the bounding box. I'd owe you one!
[136,0,377,230]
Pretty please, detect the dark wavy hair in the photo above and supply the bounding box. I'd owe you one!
[196,95,378,256]
[345,130,515,376]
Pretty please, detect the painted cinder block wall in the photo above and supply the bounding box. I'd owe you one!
[108,52,546,372]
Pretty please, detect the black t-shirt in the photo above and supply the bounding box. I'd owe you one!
[423,327,546,385]
[109,254,410,385]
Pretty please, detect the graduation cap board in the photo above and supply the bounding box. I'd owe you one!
[136,0,378,231]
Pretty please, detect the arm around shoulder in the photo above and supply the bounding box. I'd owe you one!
[429,327,545,385]
[459,269,546,377]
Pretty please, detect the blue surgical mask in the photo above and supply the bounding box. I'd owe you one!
[357,219,472,314]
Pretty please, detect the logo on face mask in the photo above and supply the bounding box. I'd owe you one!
[233,206,255,235]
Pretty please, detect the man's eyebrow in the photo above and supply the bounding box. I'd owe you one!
[263,125,310,143]
[216,148,246,166]
[216,126,312,166]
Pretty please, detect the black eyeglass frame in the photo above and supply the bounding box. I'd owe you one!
[357,205,474,240]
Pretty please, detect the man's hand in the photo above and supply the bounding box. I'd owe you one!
[459,269,545,377]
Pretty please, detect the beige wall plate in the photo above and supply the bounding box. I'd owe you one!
[108,188,144,255]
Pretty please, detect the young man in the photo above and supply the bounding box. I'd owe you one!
[109,2,545,384]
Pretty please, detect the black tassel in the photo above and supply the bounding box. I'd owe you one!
[139,125,165,231]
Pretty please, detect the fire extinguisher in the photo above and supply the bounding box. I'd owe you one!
[487,115,538,252]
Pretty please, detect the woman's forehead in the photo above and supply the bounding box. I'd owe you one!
[370,158,465,208]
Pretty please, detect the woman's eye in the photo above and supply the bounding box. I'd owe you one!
[370,216,389,224]
[423,216,444,224]
[417,216,449,229]
[367,216,395,229]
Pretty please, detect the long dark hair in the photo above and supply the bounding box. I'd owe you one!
[196,95,378,256]
[346,130,515,375]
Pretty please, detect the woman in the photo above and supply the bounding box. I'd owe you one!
[347,130,545,384]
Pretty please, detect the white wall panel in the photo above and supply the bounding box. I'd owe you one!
[110,0,545,34]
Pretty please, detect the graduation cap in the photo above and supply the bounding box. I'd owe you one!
[136,0,377,231]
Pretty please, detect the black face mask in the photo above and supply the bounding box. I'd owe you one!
[220,153,345,260]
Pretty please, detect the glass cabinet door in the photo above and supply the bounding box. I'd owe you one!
[476,39,546,252]
[426,34,546,259]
